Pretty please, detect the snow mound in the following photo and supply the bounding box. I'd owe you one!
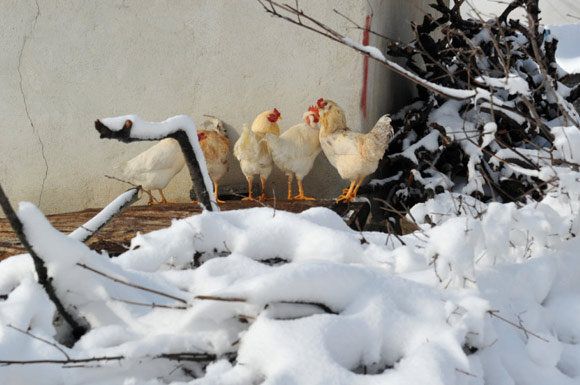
[1,176,580,384]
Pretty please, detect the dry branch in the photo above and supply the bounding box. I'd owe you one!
[0,351,235,367]
[77,263,188,304]
[487,310,549,342]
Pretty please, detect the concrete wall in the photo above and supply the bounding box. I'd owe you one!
[1,0,431,215]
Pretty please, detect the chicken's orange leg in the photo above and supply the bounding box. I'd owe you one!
[260,176,273,201]
[286,175,293,200]
[158,189,175,204]
[214,182,225,204]
[145,189,155,205]
[337,181,356,203]
[242,177,254,201]
[352,177,365,197]
[294,179,315,200]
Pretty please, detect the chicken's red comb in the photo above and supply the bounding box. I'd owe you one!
[273,108,281,116]
[317,98,325,108]
[308,105,319,115]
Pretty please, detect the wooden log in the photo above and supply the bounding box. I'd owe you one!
[1,200,370,259]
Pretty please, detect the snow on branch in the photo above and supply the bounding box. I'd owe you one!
[69,187,139,243]
[0,183,89,346]
[94,114,218,211]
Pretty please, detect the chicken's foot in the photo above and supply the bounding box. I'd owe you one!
[145,189,156,205]
[158,189,175,204]
[242,177,254,201]
[336,181,357,203]
[294,179,315,200]
[214,182,225,204]
[260,176,273,201]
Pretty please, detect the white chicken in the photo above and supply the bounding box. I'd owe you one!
[233,109,282,200]
[116,138,185,204]
[317,98,394,203]
[198,116,230,203]
[264,106,321,200]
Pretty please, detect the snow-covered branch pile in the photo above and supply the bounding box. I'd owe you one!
[368,0,580,230]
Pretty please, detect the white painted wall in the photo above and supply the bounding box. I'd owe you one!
[0,0,432,215]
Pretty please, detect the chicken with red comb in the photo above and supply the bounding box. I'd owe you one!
[234,108,282,200]
[264,106,321,200]
[317,98,393,203]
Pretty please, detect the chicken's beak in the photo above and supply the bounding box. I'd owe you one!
[278,115,282,121]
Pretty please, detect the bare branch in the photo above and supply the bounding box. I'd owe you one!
[7,325,70,360]
[76,263,188,304]
[487,310,549,342]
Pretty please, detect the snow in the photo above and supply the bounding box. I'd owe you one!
[475,74,530,96]
[69,188,138,242]
[2,151,580,384]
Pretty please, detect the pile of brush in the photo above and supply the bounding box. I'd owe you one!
[365,0,580,232]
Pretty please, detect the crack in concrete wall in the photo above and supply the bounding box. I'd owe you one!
[18,0,48,208]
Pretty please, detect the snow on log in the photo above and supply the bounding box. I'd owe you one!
[94,114,218,211]
[68,187,140,243]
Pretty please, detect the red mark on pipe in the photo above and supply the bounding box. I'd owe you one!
[360,14,372,119]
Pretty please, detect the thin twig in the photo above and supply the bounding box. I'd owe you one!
[7,325,70,360]
[76,263,188,304]
[194,295,247,302]
[110,297,189,310]
[487,310,549,342]
[0,356,124,366]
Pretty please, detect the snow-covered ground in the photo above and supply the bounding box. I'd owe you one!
[2,125,580,384]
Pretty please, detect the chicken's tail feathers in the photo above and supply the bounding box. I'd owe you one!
[202,115,227,138]
[112,161,134,182]
[233,124,254,159]
[365,114,394,161]
[371,114,394,146]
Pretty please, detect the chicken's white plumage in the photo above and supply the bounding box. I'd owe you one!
[264,108,321,199]
[234,124,273,181]
[117,138,185,204]
[266,125,320,180]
